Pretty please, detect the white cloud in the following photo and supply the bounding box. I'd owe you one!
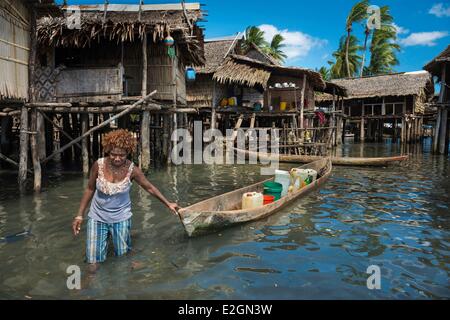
[429,3,450,17]
[399,31,448,46]
[392,23,409,35]
[258,24,327,63]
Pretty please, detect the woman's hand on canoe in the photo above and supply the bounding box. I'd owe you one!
[168,203,181,216]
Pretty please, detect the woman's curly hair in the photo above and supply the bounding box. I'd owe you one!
[102,129,137,155]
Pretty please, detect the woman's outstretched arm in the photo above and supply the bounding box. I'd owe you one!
[132,166,180,215]
[73,161,99,236]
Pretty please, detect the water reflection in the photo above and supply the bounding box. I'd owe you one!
[0,141,449,299]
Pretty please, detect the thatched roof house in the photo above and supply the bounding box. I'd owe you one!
[0,0,57,102]
[32,3,205,104]
[214,54,324,90]
[316,71,434,116]
[196,36,243,74]
[37,3,205,66]
[187,35,325,113]
[423,45,450,78]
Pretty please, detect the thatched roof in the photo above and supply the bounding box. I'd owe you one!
[315,82,347,102]
[423,45,450,77]
[245,42,281,66]
[196,37,241,74]
[36,3,205,66]
[316,71,434,102]
[213,54,325,90]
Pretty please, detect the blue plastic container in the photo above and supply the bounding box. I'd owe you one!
[186,67,196,81]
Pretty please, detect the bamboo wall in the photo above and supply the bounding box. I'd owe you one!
[267,75,315,110]
[0,0,30,101]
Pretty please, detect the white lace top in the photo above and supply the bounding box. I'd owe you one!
[96,158,134,195]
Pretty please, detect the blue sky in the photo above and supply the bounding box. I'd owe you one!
[57,0,449,72]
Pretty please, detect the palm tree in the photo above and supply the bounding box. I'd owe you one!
[366,25,400,75]
[242,26,268,52]
[316,66,331,81]
[329,35,362,79]
[265,34,287,63]
[360,5,397,76]
[345,0,369,77]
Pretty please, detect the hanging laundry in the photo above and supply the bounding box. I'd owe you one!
[315,111,326,125]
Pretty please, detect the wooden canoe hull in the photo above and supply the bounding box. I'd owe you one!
[233,148,408,167]
[178,158,332,237]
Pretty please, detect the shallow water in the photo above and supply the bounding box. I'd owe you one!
[0,138,449,299]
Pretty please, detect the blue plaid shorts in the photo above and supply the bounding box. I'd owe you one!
[86,218,132,264]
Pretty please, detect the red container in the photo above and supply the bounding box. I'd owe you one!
[263,195,275,205]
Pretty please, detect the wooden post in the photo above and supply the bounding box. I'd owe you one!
[18,106,29,192]
[439,108,448,154]
[299,74,307,130]
[393,118,398,142]
[30,108,41,192]
[140,32,151,170]
[438,64,447,154]
[211,82,217,130]
[71,113,81,162]
[36,112,46,160]
[41,92,157,164]
[81,114,89,175]
[433,107,442,153]
[360,118,365,142]
[141,111,150,170]
[162,114,169,162]
[61,114,73,162]
[92,114,99,159]
[401,117,405,144]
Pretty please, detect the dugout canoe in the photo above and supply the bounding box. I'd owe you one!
[178,158,332,237]
[233,148,408,167]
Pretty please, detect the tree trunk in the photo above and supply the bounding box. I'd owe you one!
[360,29,369,77]
[345,29,352,78]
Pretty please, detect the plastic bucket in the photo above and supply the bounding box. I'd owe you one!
[263,181,283,201]
[263,195,275,205]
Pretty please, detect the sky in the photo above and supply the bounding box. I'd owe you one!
[57,0,449,73]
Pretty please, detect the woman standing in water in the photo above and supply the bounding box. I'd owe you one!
[72,129,180,265]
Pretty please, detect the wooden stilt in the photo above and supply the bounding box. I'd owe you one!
[18,106,29,192]
[36,112,46,160]
[39,111,82,150]
[92,114,100,160]
[141,111,150,170]
[61,114,72,162]
[73,113,82,162]
[401,117,405,144]
[360,117,365,141]
[30,108,42,192]
[433,108,441,153]
[439,108,448,154]
[81,114,89,175]
[41,92,156,164]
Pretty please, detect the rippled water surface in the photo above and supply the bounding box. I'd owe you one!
[0,139,449,299]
